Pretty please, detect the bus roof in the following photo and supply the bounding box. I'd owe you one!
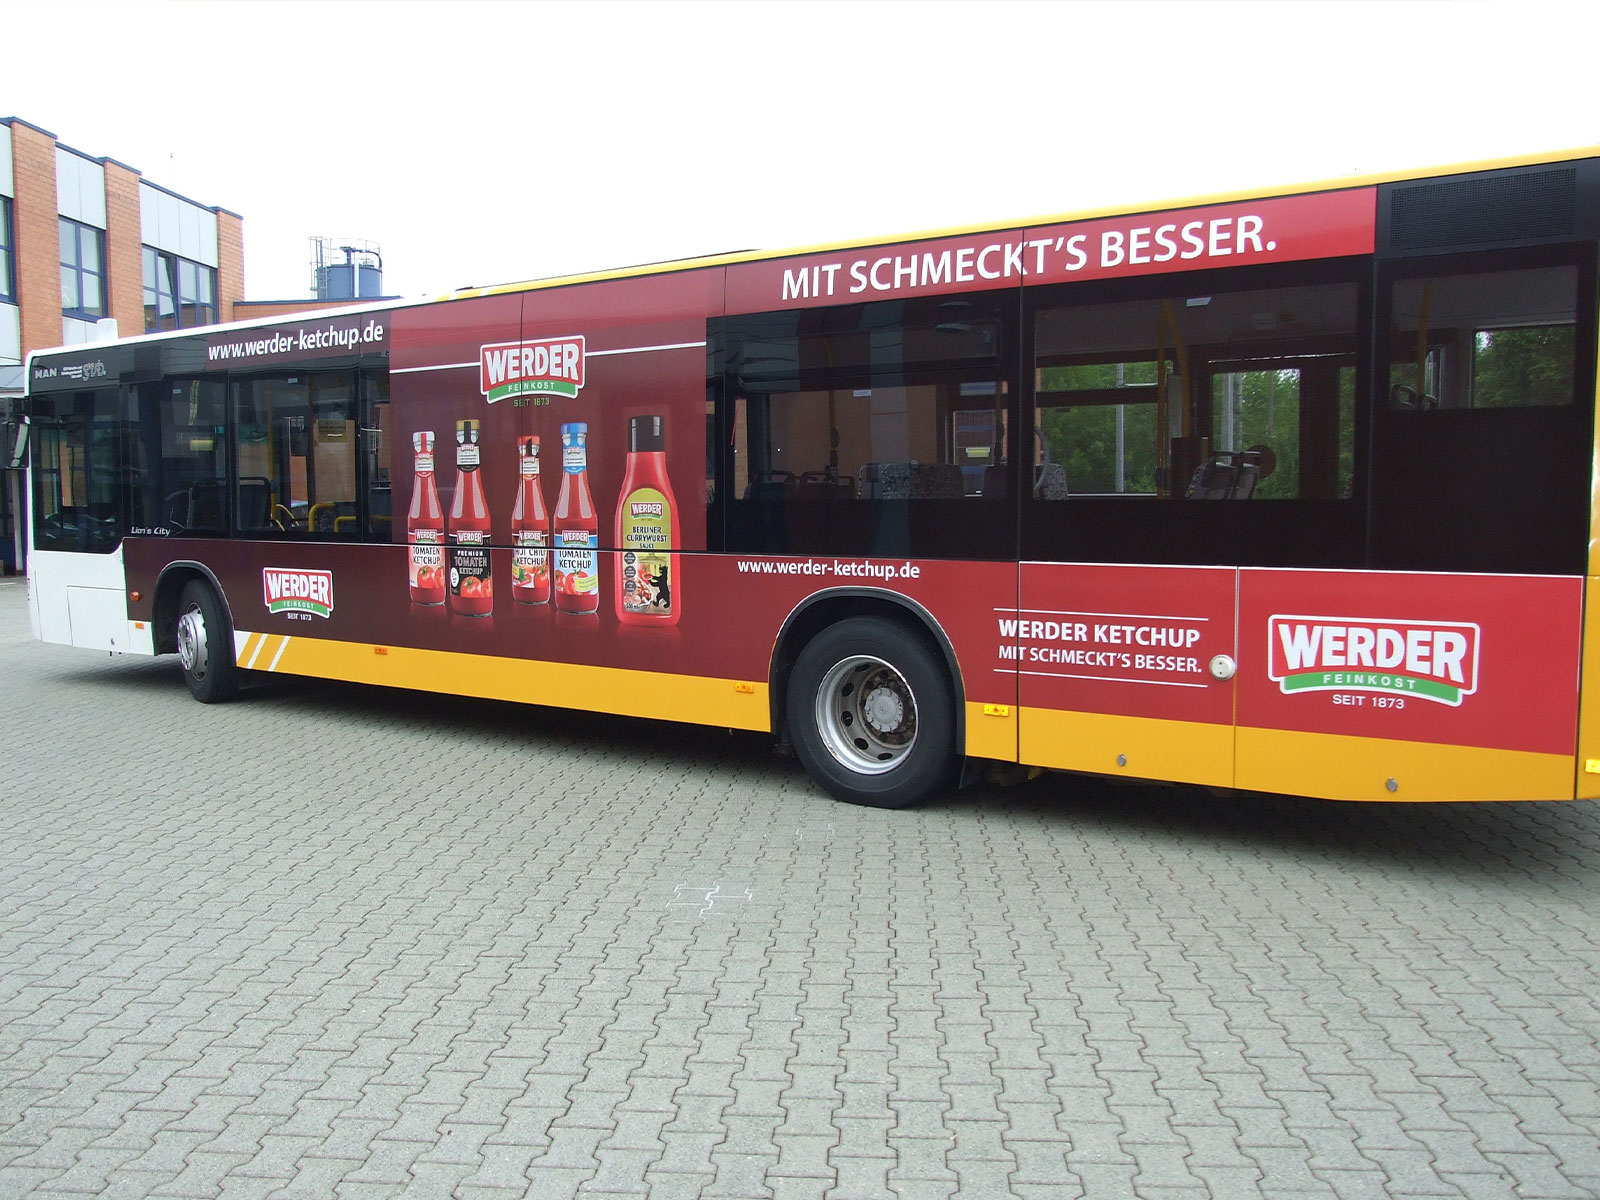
[25,142,1599,377]
[439,143,1600,302]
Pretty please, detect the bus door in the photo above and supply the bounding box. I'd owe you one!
[1022,270,1374,789]
[1019,288,1246,788]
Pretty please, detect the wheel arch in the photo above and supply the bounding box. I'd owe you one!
[769,587,966,753]
[152,560,236,656]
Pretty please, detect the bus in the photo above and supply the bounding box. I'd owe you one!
[12,147,1600,808]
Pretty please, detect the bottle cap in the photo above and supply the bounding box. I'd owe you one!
[413,431,434,452]
[628,415,665,453]
[456,419,479,444]
[519,435,540,455]
[561,422,587,444]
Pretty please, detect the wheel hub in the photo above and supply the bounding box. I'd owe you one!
[177,607,208,678]
[863,684,905,734]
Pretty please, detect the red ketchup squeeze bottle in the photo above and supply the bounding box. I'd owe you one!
[448,418,493,616]
[615,415,680,626]
[511,435,550,605]
[408,431,445,606]
[553,422,599,614]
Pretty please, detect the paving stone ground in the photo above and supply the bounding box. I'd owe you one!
[2,573,1599,1199]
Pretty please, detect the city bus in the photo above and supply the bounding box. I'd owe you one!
[12,147,1600,808]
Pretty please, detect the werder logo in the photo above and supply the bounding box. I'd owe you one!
[480,336,586,404]
[263,568,334,618]
[1267,615,1480,706]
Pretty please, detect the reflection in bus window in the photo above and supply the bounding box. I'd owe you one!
[1389,266,1578,410]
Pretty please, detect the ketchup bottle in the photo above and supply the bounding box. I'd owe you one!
[553,422,599,614]
[448,419,493,616]
[615,415,680,626]
[408,431,446,606]
[511,435,550,605]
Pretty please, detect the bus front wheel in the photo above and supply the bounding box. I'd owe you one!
[176,580,238,704]
[786,617,956,809]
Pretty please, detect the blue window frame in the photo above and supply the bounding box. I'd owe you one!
[60,217,107,320]
[143,246,217,331]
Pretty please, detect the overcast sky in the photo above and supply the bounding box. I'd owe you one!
[6,1,1597,303]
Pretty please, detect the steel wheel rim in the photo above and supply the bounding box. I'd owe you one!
[814,654,918,775]
[177,604,208,679]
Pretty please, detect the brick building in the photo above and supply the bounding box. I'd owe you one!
[0,116,249,400]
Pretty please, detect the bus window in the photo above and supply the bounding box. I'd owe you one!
[31,389,146,553]
[1372,256,1590,575]
[1388,265,1578,410]
[233,371,359,538]
[1034,281,1359,502]
[722,293,1016,559]
[154,380,227,535]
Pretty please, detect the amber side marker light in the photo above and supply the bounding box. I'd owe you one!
[374,647,389,656]
[733,682,755,694]
[130,591,141,602]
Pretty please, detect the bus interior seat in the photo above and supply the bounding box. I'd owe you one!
[1185,452,1259,500]
[859,462,964,499]
[1033,464,1068,500]
[797,471,853,500]
[744,470,795,502]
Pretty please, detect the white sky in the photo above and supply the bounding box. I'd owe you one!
[6,0,1597,303]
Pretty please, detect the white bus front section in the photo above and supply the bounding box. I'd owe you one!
[28,544,155,656]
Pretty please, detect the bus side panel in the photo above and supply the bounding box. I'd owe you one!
[123,539,1016,749]
[27,544,148,653]
[1016,563,1237,788]
[1236,569,1581,801]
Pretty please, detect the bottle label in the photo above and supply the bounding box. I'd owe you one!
[620,487,673,615]
[450,527,491,598]
[512,529,549,579]
[415,453,434,473]
[410,527,443,588]
[458,444,481,468]
[564,446,585,473]
[520,457,540,478]
[554,528,598,596]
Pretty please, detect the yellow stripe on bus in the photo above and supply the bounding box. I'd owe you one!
[234,633,771,732]
[1019,708,1234,789]
[1235,727,1575,802]
[1574,576,1600,799]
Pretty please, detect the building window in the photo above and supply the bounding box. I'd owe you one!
[143,247,217,332]
[60,217,107,320]
[1,197,15,303]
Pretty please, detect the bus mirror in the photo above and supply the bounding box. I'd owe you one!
[2,416,27,470]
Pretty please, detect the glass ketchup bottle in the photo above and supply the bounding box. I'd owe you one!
[511,435,550,605]
[408,431,446,606]
[615,415,680,626]
[448,419,493,616]
[553,422,599,614]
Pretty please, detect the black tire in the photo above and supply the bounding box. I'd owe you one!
[786,616,957,808]
[175,580,238,703]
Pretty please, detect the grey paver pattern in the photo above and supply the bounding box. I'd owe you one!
[1,573,1599,1198]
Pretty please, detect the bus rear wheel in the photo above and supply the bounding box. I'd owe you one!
[786,617,956,808]
[176,580,238,704]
